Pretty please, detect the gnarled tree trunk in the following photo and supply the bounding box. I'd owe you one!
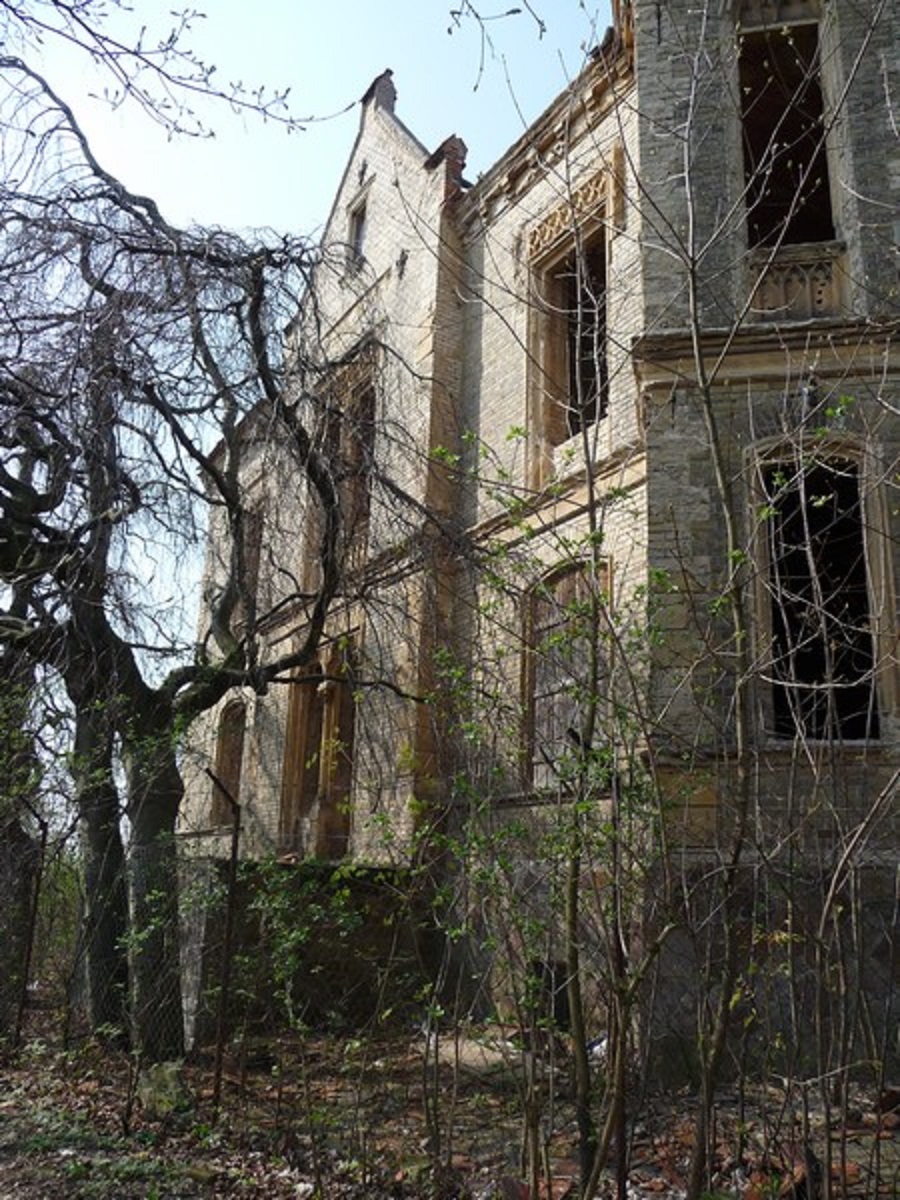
[124,715,185,1063]
[74,704,129,1038]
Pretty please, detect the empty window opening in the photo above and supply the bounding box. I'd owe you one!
[763,459,878,740]
[210,700,246,825]
[739,23,834,246]
[348,201,367,268]
[533,230,609,465]
[563,238,608,436]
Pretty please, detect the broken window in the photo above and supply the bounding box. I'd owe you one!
[210,700,246,825]
[534,232,609,452]
[762,458,879,740]
[739,21,835,246]
[524,564,608,789]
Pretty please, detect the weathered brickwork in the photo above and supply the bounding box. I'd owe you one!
[181,2,898,1068]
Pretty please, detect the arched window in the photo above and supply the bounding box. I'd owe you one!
[759,454,879,741]
[210,700,246,825]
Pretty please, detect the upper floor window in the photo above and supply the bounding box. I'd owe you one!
[348,200,367,270]
[234,505,263,631]
[532,229,609,457]
[321,375,376,575]
[760,456,879,741]
[739,17,834,247]
[340,382,376,572]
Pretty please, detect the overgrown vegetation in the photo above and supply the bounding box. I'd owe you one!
[1,2,897,1198]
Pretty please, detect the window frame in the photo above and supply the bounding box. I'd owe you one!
[209,698,247,827]
[312,350,377,583]
[522,559,611,792]
[749,438,890,745]
[279,662,325,851]
[279,639,359,859]
[313,641,358,860]
[347,198,368,272]
[527,216,610,489]
[736,12,836,249]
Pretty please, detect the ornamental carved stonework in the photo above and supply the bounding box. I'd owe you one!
[528,169,608,260]
[739,0,820,28]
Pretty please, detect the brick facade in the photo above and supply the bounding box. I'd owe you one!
[180,2,898,1064]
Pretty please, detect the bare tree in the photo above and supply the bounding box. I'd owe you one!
[0,43,352,1057]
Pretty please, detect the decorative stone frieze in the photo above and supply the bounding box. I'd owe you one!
[748,242,846,320]
[527,169,608,260]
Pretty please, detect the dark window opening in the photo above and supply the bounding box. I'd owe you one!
[342,385,376,570]
[764,459,878,740]
[560,238,609,436]
[534,232,609,465]
[348,201,367,268]
[210,700,246,825]
[739,23,834,246]
[317,377,376,577]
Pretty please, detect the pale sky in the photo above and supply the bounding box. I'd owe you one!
[28,0,612,237]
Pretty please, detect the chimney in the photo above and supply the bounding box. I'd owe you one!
[424,135,469,202]
[361,69,396,114]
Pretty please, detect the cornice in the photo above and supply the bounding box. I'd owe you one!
[456,46,634,235]
[632,316,900,389]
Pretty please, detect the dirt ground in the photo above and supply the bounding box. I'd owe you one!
[0,1028,896,1198]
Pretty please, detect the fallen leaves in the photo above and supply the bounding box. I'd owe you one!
[0,1029,895,1198]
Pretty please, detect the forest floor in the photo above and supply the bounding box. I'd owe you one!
[0,1018,896,1198]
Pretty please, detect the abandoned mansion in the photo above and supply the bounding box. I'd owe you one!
[180,0,898,1061]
